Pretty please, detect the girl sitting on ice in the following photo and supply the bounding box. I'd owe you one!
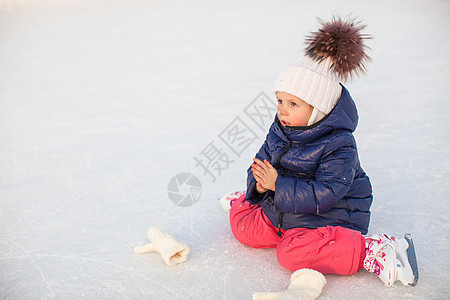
[221,16,418,289]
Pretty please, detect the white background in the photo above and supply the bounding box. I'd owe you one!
[0,0,449,298]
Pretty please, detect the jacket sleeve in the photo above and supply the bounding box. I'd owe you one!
[245,139,274,205]
[273,137,358,214]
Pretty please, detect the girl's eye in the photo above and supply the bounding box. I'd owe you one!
[291,102,297,107]
[277,99,283,104]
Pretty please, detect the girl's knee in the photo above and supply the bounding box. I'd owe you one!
[229,203,280,249]
[230,215,279,249]
[276,238,315,271]
[230,221,259,248]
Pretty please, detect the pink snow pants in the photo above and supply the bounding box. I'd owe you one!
[230,194,366,275]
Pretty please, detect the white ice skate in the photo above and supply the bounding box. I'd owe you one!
[219,190,245,212]
[364,233,419,287]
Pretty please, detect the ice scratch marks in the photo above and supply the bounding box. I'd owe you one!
[40,254,182,297]
[153,209,208,247]
[2,238,55,294]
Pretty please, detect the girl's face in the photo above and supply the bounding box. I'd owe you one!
[276,92,314,127]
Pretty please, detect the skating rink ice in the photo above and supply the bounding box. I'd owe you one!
[1,0,449,298]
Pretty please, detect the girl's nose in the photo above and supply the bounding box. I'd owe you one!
[279,105,287,116]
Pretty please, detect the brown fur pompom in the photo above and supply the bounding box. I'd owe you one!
[305,16,372,81]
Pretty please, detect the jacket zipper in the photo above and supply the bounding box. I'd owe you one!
[277,212,284,237]
[276,142,293,166]
[274,142,292,237]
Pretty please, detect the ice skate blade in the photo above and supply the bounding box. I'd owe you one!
[404,234,419,286]
[396,234,419,287]
[394,234,419,287]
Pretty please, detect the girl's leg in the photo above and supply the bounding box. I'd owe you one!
[229,194,281,249]
[276,226,366,275]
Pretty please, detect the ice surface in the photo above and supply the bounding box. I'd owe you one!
[0,0,449,299]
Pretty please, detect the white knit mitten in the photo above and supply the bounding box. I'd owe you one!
[134,226,190,266]
[252,269,326,300]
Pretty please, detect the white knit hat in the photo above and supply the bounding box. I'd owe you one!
[273,57,342,125]
[273,16,371,126]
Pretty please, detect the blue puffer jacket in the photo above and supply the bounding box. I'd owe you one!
[246,85,372,235]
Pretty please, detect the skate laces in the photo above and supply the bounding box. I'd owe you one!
[364,234,395,273]
[220,190,245,211]
[226,191,245,206]
[226,191,245,200]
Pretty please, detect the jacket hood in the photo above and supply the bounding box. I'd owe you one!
[272,84,358,144]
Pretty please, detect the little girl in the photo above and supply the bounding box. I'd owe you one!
[221,16,418,288]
